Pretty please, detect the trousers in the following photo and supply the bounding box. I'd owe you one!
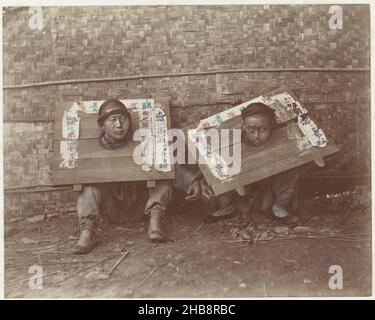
[235,168,300,216]
[77,180,172,223]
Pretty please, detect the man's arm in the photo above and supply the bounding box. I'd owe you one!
[174,163,202,194]
[174,164,214,201]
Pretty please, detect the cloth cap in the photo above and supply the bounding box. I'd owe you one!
[241,102,276,123]
[97,98,131,126]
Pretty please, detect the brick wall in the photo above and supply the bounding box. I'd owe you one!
[3,5,370,219]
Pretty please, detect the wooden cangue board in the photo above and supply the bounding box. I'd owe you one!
[193,88,339,196]
[52,98,175,186]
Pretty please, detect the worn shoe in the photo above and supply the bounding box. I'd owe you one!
[272,204,299,227]
[72,216,99,255]
[206,204,236,223]
[276,214,299,227]
[148,210,167,243]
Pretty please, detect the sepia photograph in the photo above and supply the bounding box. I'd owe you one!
[1,1,372,299]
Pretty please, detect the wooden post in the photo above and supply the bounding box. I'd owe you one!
[236,186,246,197]
[72,184,83,192]
[147,180,156,188]
[314,157,325,167]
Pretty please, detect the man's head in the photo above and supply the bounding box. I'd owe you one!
[97,98,132,144]
[241,102,276,146]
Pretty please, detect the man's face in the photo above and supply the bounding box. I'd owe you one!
[242,113,272,146]
[101,113,130,144]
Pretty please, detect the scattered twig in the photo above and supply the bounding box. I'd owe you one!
[327,236,369,242]
[6,240,69,252]
[263,282,268,297]
[295,234,371,241]
[253,236,371,243]
[34,259,101,264]
[315,228,345,233]
[223,239,252,243]
[133,266,157,290]
[224,234,371,245]
[6,238,60,245]
[5,259,104,267]
[53,255,119,285]
[39,251,70,255]
[108,250,130,276]
[336,232,373,236]
[181,221,206,241]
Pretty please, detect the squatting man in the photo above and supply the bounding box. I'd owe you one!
[208,102,300,229]
[73,98,213,254]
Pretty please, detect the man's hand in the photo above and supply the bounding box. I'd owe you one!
[185,180,201,201]
[199,179,215,201]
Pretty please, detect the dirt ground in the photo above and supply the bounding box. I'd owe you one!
[4,191,372,298]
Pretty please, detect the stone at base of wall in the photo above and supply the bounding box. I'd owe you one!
[4,189,77,221]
